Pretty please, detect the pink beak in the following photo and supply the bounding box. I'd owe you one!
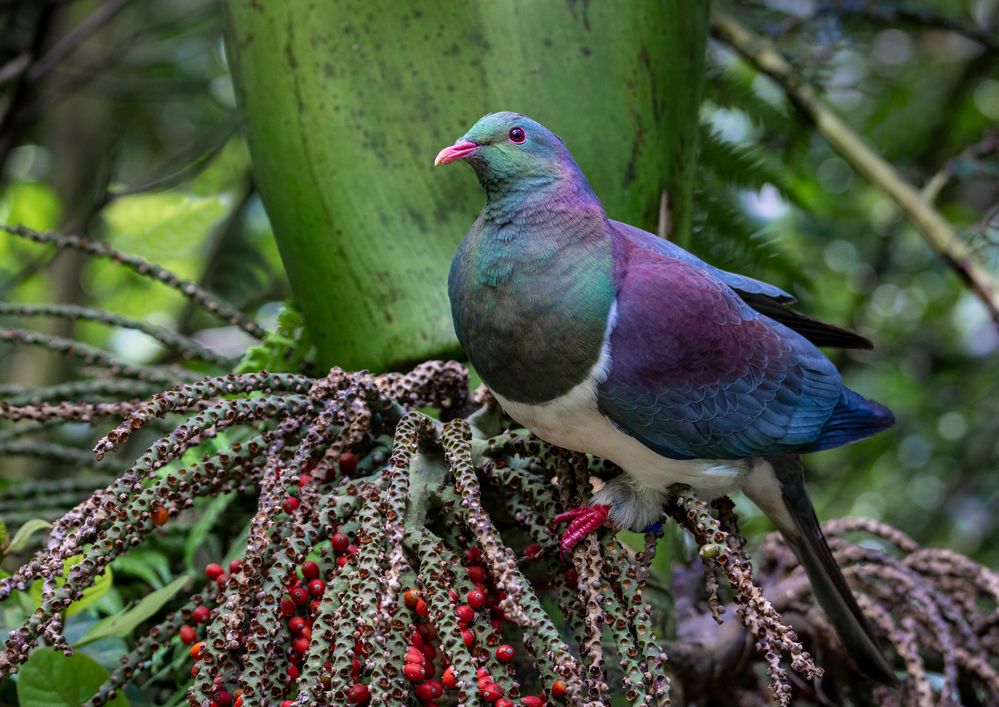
[434,140,479,166]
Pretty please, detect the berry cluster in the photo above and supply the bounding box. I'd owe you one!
[400,546,558,706]
[181,517,363,707]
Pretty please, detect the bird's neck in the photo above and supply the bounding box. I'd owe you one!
[477,165,604,226]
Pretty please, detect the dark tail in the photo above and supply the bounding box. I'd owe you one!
[744,455,898,685]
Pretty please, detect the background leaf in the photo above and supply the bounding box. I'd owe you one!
[7,519,50,554]
[78,574,190,647]
[17,648,128,706]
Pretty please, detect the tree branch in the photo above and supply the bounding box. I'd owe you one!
[711,10,999,329]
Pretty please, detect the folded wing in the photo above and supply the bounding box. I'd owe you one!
[598,232,891,460]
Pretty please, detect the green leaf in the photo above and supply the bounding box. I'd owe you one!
[111,550,173,590]
[7,518,51,553]
[29,555,113,617]
[77,574,190,647]
[17,647,128,706]
[0,515,8,555]
[184,491,235,571]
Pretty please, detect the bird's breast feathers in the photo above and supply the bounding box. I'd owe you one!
[492,300,749,496]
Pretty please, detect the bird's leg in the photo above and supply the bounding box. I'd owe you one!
[554,476,670,555]
[553,504,613,556]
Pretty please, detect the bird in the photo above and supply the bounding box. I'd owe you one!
[436,111,897,684]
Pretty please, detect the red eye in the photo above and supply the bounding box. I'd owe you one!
[509,127,526,143]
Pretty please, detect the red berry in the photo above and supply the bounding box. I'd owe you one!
[282,701,294,707]
[300,626,312,640]
[466,565,485,583]
[179,625,197,644]
[192,606,210,624]
[214,691,233,707]
[205,563,225,581]
[190,641,206,659]
[403,588,422,609]
[423,662,436,679]
[347,544,359,555]
[415,680,443,701]
[215,574,228,590]
[480,683,504,702]
[441,666,457,689]
[309,599,322,613]
[495,644,514,662]
[455,605,475,624]
[301,561,320,580]
[339,452,358,475]
[151,507,169,526]
[331,533,350,553]
[476,667,490,679]
[421,642,437,661]
[551,679,568,698]
[522,698,545,707]
[351,658,361,676]
[405,647,425,663]
[524,543,543,559]
[287,663,300,679]
[403,662,426,682]
[290,586,309,605]
[298,474,312,487]
[461,627,475,648]
[467,589,486,609]
[347,683,370,704]
[228,559,243,574]
[563,567,578,588]
[282,496,300,513]
[234,696,243,707]
[415,598,429,618]
[337,555,348,568]
[308,578,326,596]
[465,547,481,564]
[293,635,310,654]
[288,616,306,634]
[279,598,296,617]
[496,699,514,707]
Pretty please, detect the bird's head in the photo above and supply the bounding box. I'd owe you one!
[434,112,581,195]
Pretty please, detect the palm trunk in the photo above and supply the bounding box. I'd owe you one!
[223,0,708,371]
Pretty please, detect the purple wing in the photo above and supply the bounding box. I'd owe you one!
[611,221,873,350]
[610,220,795,302]
[597,232,892,461]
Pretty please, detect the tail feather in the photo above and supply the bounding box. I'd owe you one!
[745,455,898,685]
[805,388,894,452]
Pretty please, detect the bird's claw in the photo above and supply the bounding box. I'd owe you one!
[554,504,613,557]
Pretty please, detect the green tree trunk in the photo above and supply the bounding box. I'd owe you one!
[223,1,707,371]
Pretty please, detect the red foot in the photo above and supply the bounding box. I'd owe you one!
[553,504,612,556]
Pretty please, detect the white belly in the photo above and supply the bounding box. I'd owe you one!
[493,374,745,498]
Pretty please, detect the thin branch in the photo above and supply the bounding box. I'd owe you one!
[0,302,236,366]
[26,0,133,82]
[711,11,999,328]
[0,225,265,339]
[817,2,999,55]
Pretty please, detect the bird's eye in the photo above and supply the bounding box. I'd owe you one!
[509,127,526,144]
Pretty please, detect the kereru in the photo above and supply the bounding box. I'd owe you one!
[437,112,896,684]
